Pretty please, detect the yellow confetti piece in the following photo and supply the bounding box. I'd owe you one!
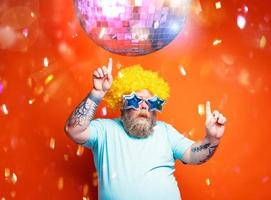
[77,145,85,156]
[212,39,222,46]
[4,168,10,178]
[11,173,17,184]
[31,12,35,18]
[83,184,89,196]
[49,137,56,150]
[57,177,64,190]
[188,128,196,137]
[1,197,6,200]
[215,1,221,9]
[259,35,267,48]
[1,104,8,115]
[44,74,54,85]
[198,104,205,116]
[118,71,123,78]
[205,178,211,186]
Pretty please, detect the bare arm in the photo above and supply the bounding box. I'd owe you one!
[64,58,113,144]
[182,101,227,164]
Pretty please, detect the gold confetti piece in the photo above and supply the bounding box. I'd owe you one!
[213,39,222,46]
[57,177,64,190]
[1,104,8,115]
[215,1,221,9]
[101,107,107,116]
[259,35,267,48]
[77,145,85,156]
[179,65,187,76]
[31,12,35,18]
[64,154,69,161]
[198,104,205,116]
[11,173,17,184]
[83,184,89,196]
[118,72,123,78]
[1,197,6,200]
[44,74,54,85]
[4,168,10,178]
[205,178,211,186]
[43,57,49,67]
[49,137,56,150]
[82,197,90,200]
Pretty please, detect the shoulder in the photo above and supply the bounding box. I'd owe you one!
[90,118,123,128]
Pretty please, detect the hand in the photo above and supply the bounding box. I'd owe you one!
[205,101,227,142]
[92,58,113,98]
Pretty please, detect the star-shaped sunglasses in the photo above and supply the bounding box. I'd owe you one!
[123,92,166,112]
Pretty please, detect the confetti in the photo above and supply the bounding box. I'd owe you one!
[4,168,10,179]
[76,145,84,156]
[1,104,8,115]
[205,178,211,186]
[11,173,17,184]
[215,1,221,9]
[198,104,205,116]
[57,177,64,190]
[43,57,49,67]
[83,184,89,196]
[44,74,54,85]
[259,35,267,48]
[237,15,246,29]
[213,39,222,46]
[49,137,56,150]
[28,99,35,105]
[101,107,107,116]
[179,65,187,76]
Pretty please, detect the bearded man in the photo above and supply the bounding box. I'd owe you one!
[64,58,227,200]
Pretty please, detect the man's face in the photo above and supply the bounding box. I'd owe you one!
[121,89,157,138]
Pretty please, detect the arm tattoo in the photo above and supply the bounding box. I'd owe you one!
[68,97,98,128]
[191,143,211,152]
[191,143,219,164]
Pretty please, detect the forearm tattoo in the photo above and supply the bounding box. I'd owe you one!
[68,97,98,128]
[191,143,219,164]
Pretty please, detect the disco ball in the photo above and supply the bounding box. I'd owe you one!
[74,0,190,56]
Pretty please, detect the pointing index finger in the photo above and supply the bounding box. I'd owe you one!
[205,101,212,118]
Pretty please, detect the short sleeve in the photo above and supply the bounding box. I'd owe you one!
[166,124,195,160]
[82,118,106,151]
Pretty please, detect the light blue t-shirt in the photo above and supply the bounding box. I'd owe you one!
[83,118,195,200]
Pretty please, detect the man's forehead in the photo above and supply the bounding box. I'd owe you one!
[135,89,153,98]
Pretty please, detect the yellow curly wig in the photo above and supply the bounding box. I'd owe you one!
[104,65,170,110]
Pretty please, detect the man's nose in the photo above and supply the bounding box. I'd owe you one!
[139,100,149,110]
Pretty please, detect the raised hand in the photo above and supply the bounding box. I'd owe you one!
[92,58,113,98]
[205,101,227,142]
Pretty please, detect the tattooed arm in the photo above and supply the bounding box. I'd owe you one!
[64,58,113,144]
[182,101,227,164]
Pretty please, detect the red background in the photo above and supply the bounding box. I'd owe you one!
[0,0,270,199]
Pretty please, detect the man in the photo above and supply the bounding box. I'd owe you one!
[64,58,226,200]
